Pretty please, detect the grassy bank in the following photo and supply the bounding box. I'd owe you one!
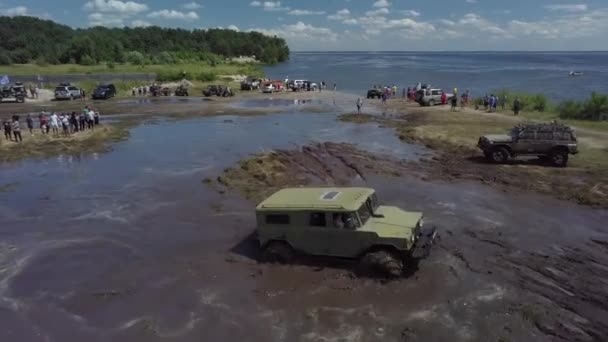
[0,123,131,162]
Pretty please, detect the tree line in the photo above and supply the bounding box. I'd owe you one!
[0,16,290,66]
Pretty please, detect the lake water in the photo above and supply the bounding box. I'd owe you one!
[264,52,608,102]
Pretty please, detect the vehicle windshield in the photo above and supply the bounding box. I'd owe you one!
[509,127,520,137]
[357,194,378,225]
[54,87,65,92]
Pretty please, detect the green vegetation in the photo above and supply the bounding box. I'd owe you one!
[0,16,289,66]
[0,124,131,162]
[558,92,608,121]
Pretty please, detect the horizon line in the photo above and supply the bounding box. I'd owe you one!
[290,50,608,53]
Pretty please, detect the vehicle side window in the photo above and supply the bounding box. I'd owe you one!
[536,131,553,140]
[309,212,326,227]
[266,214,290,225]
[519,131,535,140]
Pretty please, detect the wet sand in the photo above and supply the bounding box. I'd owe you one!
[1,91,607,342]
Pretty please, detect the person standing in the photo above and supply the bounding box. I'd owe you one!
[12,116,22,142]
[501,94,508,111]
[138,87,142,96]
[356,98,363,113]
[50,112,59,136]
[70,112,79,133]
[81,89,86,101]
[87,108,95,130]
[3,119,12,141]
[26,114,34,135]
[450,95,458,112]
[381,92,388,105]
[492,95,498,112]
[333,83,337,92]
[513,97,522,116]
[79,110,86,131]
[94,110,100,125]
[61,114,70,137]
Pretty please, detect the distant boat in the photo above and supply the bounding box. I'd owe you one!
[569,71,583,77]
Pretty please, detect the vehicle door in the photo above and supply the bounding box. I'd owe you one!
[534,131,555,153]
[289,212,332,255]
[512,129,536,154]
[68,86,80,97]
[321,212,369,258]
[431,89,441,101]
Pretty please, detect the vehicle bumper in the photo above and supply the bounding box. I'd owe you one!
[411,226,438,259]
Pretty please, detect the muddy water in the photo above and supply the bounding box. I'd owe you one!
[1,107,607,341]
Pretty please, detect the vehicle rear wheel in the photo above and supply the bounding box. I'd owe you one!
[262,241,294,264]
[490,147,509,163]
[549,150,568,167]
[428,100,436,106]
[359,250,403,278]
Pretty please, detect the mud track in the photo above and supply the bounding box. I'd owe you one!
[214,140,608,341]
[339,113,608,208]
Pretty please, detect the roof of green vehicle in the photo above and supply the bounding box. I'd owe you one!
[256,187,375,212]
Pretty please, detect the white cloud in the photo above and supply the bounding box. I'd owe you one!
[365,8,389,17]
[182,2,203,10]
[544,4,588,12]
[373,0,391,8]
[288,9,326,16]
[227,25,239,31]
[0,6,28,16]
[342,18,359,25]
[327,9,351,21]
[83,0,148,14]
[147,10,199,20]
[401,10,420,17]
[465,0,478,3]
[131,19,151,27]
[249,21,338,43]
[88,12,125,26]
[258,1,289,11]
[249,1,261,7]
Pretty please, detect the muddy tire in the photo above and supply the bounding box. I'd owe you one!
[489,147,509,164]
[428,100,436,106]
[549,150,568,167]
[262,241,294,264]
[359,250,403,278]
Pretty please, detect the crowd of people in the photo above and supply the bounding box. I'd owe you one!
[2,106,101,143]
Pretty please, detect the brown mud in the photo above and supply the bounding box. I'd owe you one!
[214,140,608,342]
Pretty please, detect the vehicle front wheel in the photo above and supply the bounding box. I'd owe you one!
[262,241,295,264]
[490,147,509,163]
[549,150,569,167]
[358,250,403,278]
[428,100,436,106]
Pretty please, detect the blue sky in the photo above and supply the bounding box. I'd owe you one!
[1,0,608,51]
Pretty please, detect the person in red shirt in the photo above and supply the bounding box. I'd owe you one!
[441,92,447,105]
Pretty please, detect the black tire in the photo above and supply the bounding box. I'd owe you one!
[359,250,403,278]
[262,241,294,264]
[367,95,371,99]
[490,147,509,164]
[549,150,568,167]
[428,100,436,106]
[16,96,24,103]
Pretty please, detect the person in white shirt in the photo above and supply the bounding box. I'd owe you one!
[50,112,59,136]
[87,109,95,130]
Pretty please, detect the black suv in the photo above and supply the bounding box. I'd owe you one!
[92,84,116,100]
[203,85,233,97]
[367,89,383,99]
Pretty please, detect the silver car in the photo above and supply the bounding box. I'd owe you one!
[54,85,82,100]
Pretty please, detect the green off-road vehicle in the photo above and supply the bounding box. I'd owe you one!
[256,187,437,277]
[478,123,578,167]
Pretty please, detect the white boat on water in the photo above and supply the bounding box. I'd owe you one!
[569,71,584,77]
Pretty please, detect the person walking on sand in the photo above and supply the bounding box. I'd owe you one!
[12,116,22,142]
[50,112,59,136]
[381,91,388,105]
[513,97,522,116]
[333,83,337,92]
[3,119,12,141]
[356,98,363,113]
[26,114,34,135]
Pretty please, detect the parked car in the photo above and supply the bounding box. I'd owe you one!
[256,187,437,277]
[54,83,82,100]
[203,85,233,97]
[478,123,578,167]
[174,84,189,96]
[92,84,116,100]
[416,88,453,106]
[240,77,261,91]
[367,89,383,99]
[0,84,25,103]
[262,84,276,93]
